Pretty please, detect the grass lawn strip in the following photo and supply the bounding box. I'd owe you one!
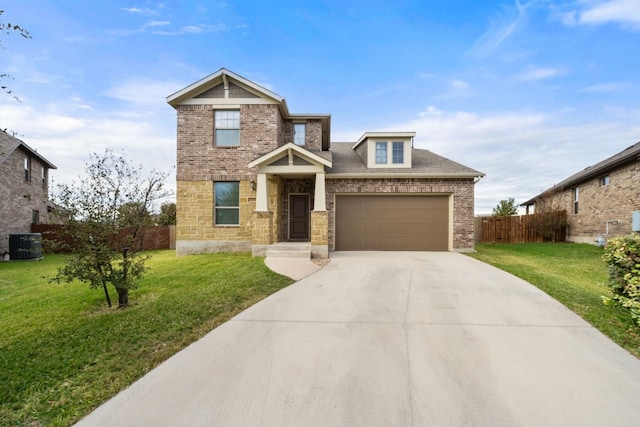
[468,243,640,359]
[0,250,293,427]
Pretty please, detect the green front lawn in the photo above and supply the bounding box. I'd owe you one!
[468,243,640,358]
[0,251,293,427]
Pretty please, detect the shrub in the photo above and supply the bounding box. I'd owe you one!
[602,233,640,324]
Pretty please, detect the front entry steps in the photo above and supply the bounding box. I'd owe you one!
[265,242,311,259]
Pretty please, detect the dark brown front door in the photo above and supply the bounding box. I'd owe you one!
[289,195,309,240]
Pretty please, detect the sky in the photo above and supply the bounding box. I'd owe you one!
[1,0,639,214]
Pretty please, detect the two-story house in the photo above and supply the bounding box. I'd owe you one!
[167,68,484,258]
[521,141,640,244]
[0,131,57,254]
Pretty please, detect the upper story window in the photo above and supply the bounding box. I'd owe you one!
[214,182,240,225]
[601,175,610,186]
[376,142,387,164]
[572,187,579,214]
[42,167,47,189]
[392,141,404,164]
[293,123,306,146]
[24,156,31,182]
[215,110,240,147]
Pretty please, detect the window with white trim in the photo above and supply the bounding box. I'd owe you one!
[572,187,579,214]
[392,141,404,164]
[601,175,610,186]
[376,142,387,164]
[293,123,305,146]
[215,110,240,147]
[214,182,240,225]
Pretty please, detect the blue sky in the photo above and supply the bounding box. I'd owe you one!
[2,0,639,214]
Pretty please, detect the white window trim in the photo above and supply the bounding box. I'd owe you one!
[293,123,306,146]
[214,109,240,147]
[367,139,411,168]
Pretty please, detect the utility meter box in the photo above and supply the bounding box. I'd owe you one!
[633,211,640,232]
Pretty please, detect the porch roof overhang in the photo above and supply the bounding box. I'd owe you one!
[248,142,332,175]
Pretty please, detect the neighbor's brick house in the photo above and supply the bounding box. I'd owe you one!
[0,131,57,254]
[522,141,640,244]
[167,68,484,258]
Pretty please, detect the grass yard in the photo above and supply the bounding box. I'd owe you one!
[468,243,640,359]
[0,250,293,427]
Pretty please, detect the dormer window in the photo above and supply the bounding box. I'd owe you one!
[392,141,404,164]
[294,123,305,146]
[376,142,387,164]
[352,132,416,169]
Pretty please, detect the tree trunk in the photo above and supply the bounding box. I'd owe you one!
[117,287,129,308]
[102,281,112,308]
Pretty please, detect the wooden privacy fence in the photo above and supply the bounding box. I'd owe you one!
[31,224,176,252]
[475,211,567,243]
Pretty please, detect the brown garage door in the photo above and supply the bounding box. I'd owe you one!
[335,195,449,251]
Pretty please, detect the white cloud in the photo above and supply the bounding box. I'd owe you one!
[468,1,532,57]
[375,106,640,214]
[451,79,471,90]
[579,81,632,92]
[0,100,177,203]
[103,78,187,107]
[562,0,640,30]
[518,66,565,81]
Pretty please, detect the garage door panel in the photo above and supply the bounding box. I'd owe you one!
[335,195,449,251]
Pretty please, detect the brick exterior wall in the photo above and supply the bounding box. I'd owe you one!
[176,104,284,181]
[325,177,476,251]
[538,159,640,243]
[0,147,53,254]
[282,119,323,150]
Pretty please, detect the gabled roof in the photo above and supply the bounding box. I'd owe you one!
[327,142,484,178]
[166,68,285,108]
[166,67,331,151]
[0,131,57,169]
[521,141,640,206]
[248,142,332,169]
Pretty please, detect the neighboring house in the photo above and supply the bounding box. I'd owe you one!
[166,68,484,258]
[521,141,640,244]
[0,131,57,254]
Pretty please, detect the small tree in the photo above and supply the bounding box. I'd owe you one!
[53,150,170,308]
[602,234,640,325]
[492,198,519,216]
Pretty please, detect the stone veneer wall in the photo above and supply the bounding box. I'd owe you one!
[539,159,640,243]
[176,180,256,254]
[311,210,329,258]
[325,177,476,251]
[0,147,53,254]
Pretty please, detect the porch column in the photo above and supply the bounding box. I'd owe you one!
[255,173,269,212]
[314,172,326,211]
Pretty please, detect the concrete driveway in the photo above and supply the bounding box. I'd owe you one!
[76,252,640,426]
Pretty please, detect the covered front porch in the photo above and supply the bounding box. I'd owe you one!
[248,143,331,259]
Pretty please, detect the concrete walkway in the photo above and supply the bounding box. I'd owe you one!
[75,252,640,426]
